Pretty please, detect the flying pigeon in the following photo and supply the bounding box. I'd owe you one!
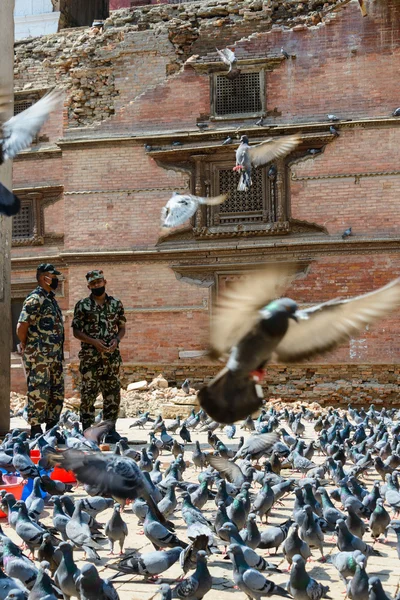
[216,47,237,72]
[0,88,63,216]
[358,0,368,16]
[160,192,227,229]
[233,135,300,192]
[198,264,400,423]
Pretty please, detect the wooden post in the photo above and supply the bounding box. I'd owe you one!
[0,0,15,435]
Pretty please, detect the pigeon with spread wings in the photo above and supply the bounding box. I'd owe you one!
[0,88,64,216]
[234,135,300,192]
[160,192,227,231]
[198,265,400,423]
[216,47,237,73]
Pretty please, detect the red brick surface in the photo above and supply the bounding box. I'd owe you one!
[10,0,400,397]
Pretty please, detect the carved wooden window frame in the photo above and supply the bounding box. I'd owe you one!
[210,68,266,120]
[11,186,64,247]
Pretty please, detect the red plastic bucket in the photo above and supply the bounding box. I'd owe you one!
[30,450,41,464]
[50,466,76,484]
[0,476,25,518]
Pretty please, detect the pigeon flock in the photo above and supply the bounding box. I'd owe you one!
[1,400,400,600]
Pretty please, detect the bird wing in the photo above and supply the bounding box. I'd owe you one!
[216,48,234,66]
[242,568,269,592]
[307,579,325,600]
[161,195,198,228]
[0,182,20,217]
[2,88,64,162]
[83,420,114,444]
[209,265,295,358]
[241,432,279,455]
[248,134,300,168]
[273,278,400,363]
[207,455,244,485]
[174,575,199,598]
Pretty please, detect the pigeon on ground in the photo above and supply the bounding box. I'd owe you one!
[330,549,367,585]
[283,523,312,566]
[258,519,293,553]
[105,503,128,556]
[37,533,61,575]
[143,505,187,551]
[0,88,63,216]
[228,544,290,599]
[2,538,38,590]
[199,265,400,423]
[335,520,380,556]
[77,563,119,600]
[346,553,368,600]
[110,547,182,582]
[289,554,330,600]
[369,499,391,541]
[368,577,392,600]
[54,542,81,600]
[160,193,227,230]
[327,114,340,122]
[233,135,300,192]
[28,561,58,600]
[240,513,261,550]
[65,500,103,561]
[25,477,44,520]
[0,568,26,599]
[13,501,47,557]
[216,47,237,72]
[171,550,212,600]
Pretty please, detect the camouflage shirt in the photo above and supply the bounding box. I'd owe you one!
[71,294,126,360]
[18,286,64,361]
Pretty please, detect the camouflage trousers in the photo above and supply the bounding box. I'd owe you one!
[79,354,121,427]
[25,357,64,427]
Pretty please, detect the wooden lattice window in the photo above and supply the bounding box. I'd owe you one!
[12,199,34,239]
[212,71,265,118]
[206,162,277,228]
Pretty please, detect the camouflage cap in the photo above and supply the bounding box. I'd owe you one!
[36,263,61,275]
[86,269,104,284]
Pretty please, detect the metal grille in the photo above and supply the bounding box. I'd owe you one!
[12,202,33,239]
[217,167,264,223]
[14,100,34,116]
[215,72,261,116]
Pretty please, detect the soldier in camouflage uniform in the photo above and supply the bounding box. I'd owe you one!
[72,269,126,442]
[16,263,65,438]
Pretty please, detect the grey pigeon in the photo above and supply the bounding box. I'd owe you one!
[259,519,292,553]
[105,503,128,555]
[13,501,46,557]
[199,268,400,423]
[233,134,299,192]
[345,504,367,539]
[281,48,290,59]
[28,562,58,600]
[252,482,274,523]
[144,505,187,551]
[299,505,325,560]
[50,496,70,541]
[0,569,26,600]
[219,523,281,573]
[342,227,352,239]
[327,114,340,121]
[2,538,38,590]
[346,553,368,600]
[108,547,181,581]
[25,477,44,520]
[171,550,212,600]
[330,550,368,585]
[283,523,312,565]
[12,444,39,480]
[369,499,390,541]
[65,500,102,561]
[4,591,26,600]
[0,88,63,216]
[161,193,226,229]
[393,107,400,117]
[368,577,392,600]
[335,519,380,556]
[240,513,261,550]
[228,544,290,599]
[81,497,114,519]
[158,484,178,519]
[54,541,80,600]
[289,554,330,600]
[77,564,119,600]
[192,442,207,471]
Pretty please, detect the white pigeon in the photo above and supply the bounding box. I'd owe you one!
[216,47,237,72]
[160,192,227,229]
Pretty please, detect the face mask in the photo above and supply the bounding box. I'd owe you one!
[91,286,105,297]
[45,276,59,290]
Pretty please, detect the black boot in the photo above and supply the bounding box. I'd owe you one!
[45,420,59,432]
[81,420,93,433]
[30,424,43,439]
[104,425,124,444]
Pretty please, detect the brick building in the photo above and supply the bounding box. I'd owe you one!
[10,0,400,405]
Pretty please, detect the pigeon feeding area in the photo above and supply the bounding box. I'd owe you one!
[2,402,400,600]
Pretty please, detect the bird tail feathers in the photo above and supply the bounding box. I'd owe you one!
[237,173,252,192]
[0,182,20,216]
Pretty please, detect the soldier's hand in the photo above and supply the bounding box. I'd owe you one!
[107,339,119,352]
[92,339,109,353]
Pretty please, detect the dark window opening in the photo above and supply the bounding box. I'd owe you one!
[12,200,34,239]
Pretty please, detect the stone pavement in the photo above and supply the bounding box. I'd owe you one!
[7,416,400,600]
